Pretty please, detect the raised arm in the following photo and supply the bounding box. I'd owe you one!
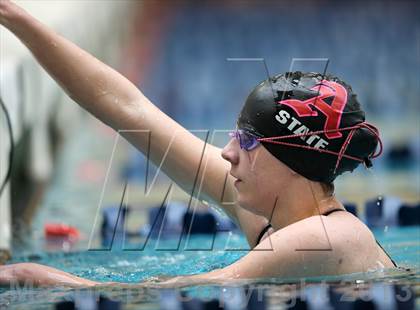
[0,1,268,246]
[0,1,225,204]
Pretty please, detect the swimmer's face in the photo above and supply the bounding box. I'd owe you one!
[221,137,295,216]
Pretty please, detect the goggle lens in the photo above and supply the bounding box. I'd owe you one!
[229,129,260,151]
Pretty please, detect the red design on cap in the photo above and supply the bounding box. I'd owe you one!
[278,80,347,139]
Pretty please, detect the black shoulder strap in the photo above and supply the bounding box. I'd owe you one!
[376,240,398,267]
[256,224,272,245]
[322,208,346,216]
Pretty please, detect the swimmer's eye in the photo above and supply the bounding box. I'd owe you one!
[229,129,260,151]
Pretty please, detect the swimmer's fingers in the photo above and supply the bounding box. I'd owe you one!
[0,264,40,286]
[0,264,16,285]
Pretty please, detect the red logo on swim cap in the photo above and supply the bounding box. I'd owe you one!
[278,80,347,139]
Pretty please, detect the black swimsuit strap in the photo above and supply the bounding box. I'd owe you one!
[376,239,398,267]
[321,208,346,216]
[255,208,398,267]
[256,224,272,245]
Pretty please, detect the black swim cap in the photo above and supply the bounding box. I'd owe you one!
[237,72,381,183]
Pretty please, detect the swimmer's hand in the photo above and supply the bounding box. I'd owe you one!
[0,0,22,28]
[0,263,98,288]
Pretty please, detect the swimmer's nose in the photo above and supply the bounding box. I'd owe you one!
[221,139,240,165]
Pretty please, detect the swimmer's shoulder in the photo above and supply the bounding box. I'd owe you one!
[222,213,391,279]
[259,213,389,274]
[317,213,397,270]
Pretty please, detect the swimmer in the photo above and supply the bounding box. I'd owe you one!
[0,1,396,288]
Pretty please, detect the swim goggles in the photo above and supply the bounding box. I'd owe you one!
[229,129,260,151]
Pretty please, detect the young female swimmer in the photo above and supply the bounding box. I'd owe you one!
[0,1,396,288]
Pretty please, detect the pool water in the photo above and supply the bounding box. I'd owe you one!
[1,226,419,309]
[4,226,420,282]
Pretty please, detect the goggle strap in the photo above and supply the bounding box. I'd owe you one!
[256,122,383,172]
